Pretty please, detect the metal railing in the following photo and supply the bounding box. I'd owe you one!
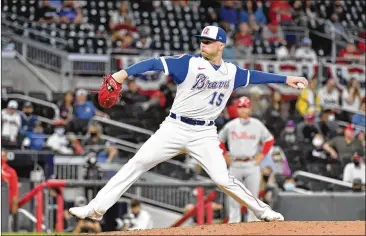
[293,170,353,189]
[91,116,154,136]
[2,93,60,120]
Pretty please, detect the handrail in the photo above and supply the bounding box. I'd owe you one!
[337,120,365,132]
[91,116,154,136]
[293,170,353,189]
[100,134,141,149]
[320,103,365,116]
[17,208,48,232]
[2,94,60,120]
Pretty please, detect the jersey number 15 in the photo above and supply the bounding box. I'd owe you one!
[209,92,224,106]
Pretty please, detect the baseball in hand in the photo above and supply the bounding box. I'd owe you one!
[296,82,306,89]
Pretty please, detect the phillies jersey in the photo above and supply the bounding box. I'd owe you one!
[160,54,250,121]
[218,117,273,158]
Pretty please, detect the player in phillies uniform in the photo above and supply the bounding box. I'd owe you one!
[219,96,274,223]
[70,26,308,222]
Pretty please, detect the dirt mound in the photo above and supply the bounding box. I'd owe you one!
[97,221,365,235]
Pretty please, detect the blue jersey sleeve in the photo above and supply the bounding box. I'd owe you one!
[125,58,165,76]
[160,54,192,84]
[234,66,287,89]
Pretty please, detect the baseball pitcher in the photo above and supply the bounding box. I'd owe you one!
[219,96,274,223]
[69,26,307,223]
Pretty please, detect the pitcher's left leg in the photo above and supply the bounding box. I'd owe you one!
[188,135,283,222]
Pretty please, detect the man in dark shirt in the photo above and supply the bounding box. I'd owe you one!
[20,102,38,133]
[323,124,365,160]
[36,0,59,22]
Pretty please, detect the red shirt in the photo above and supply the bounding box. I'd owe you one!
[1,163,19,210]
[269,1,293,22]
[235,33,253,47]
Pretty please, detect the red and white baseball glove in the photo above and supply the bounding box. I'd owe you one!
[98,74,122,108]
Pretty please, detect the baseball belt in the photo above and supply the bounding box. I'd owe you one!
[234,157,252,162]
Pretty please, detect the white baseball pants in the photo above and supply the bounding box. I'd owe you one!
[88,117,271,219]
[228,162,261,223]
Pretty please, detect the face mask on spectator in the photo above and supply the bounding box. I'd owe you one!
[90,132,98,137]
[55,128,65,136]
[312,138,324,147]
[263,175,270,182]
[283,182,296,191]
[285,127,295,133]
[24,111,32,116]
[328,114,335,121]
[353,159,360,167]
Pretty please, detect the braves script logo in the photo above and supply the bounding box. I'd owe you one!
[203,28,210,35]
[231,131,256,140]
[191,73,230,90]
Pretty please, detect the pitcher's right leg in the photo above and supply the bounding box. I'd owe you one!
[69,121,185,220]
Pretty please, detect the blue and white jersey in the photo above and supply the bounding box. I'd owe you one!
[160,54,250,121]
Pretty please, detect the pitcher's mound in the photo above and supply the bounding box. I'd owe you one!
[97,221,365,235]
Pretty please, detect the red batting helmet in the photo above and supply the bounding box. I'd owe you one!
[235,96,251,108]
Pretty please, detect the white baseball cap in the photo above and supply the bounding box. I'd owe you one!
[194,26,227,44]
[7,100,18,109]
[76,89,88,96]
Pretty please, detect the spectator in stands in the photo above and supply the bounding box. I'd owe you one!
[59,91,74,125]
[219,1,238,31]
[46,123,74,155]
[297,112,318,143]
[1,149,19,216]
[279,120,297,148]
[291,0,305,23]
[352,98,365,127]
[343,153,365,184]
[296,77,321,116]
[239,0,267,25]
[20,102,38,133]
[82,122,118,163]
[58,0,83,24]
[329,13,345,37]
[72,89,108,134]
[249,87,268,120]
[264,90,286,140]
[135,26,152,50]
[356,130,365,148]
[268,0,294,24]
[248,14,261,40]
[304,0,317,20]
[109,1,137,49]
[315,109,338,139]
[275,38,297,60]
[342,78,361,113]
[1,100,21,143]
[158,77,176,113]
[262,21,286,45]
[122,200,153,230]
[305,134,329,175]
[323,124,365,160]
[295,37,318,63]
[235,23,254,50]
[338,43,364,64]
[122,80,150,105]
[36,0,59,22]
[351,178,363,192]
[260,166,278,208]
[282,176,297,191]
[23,122,46,151]
[318,78,340,107]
